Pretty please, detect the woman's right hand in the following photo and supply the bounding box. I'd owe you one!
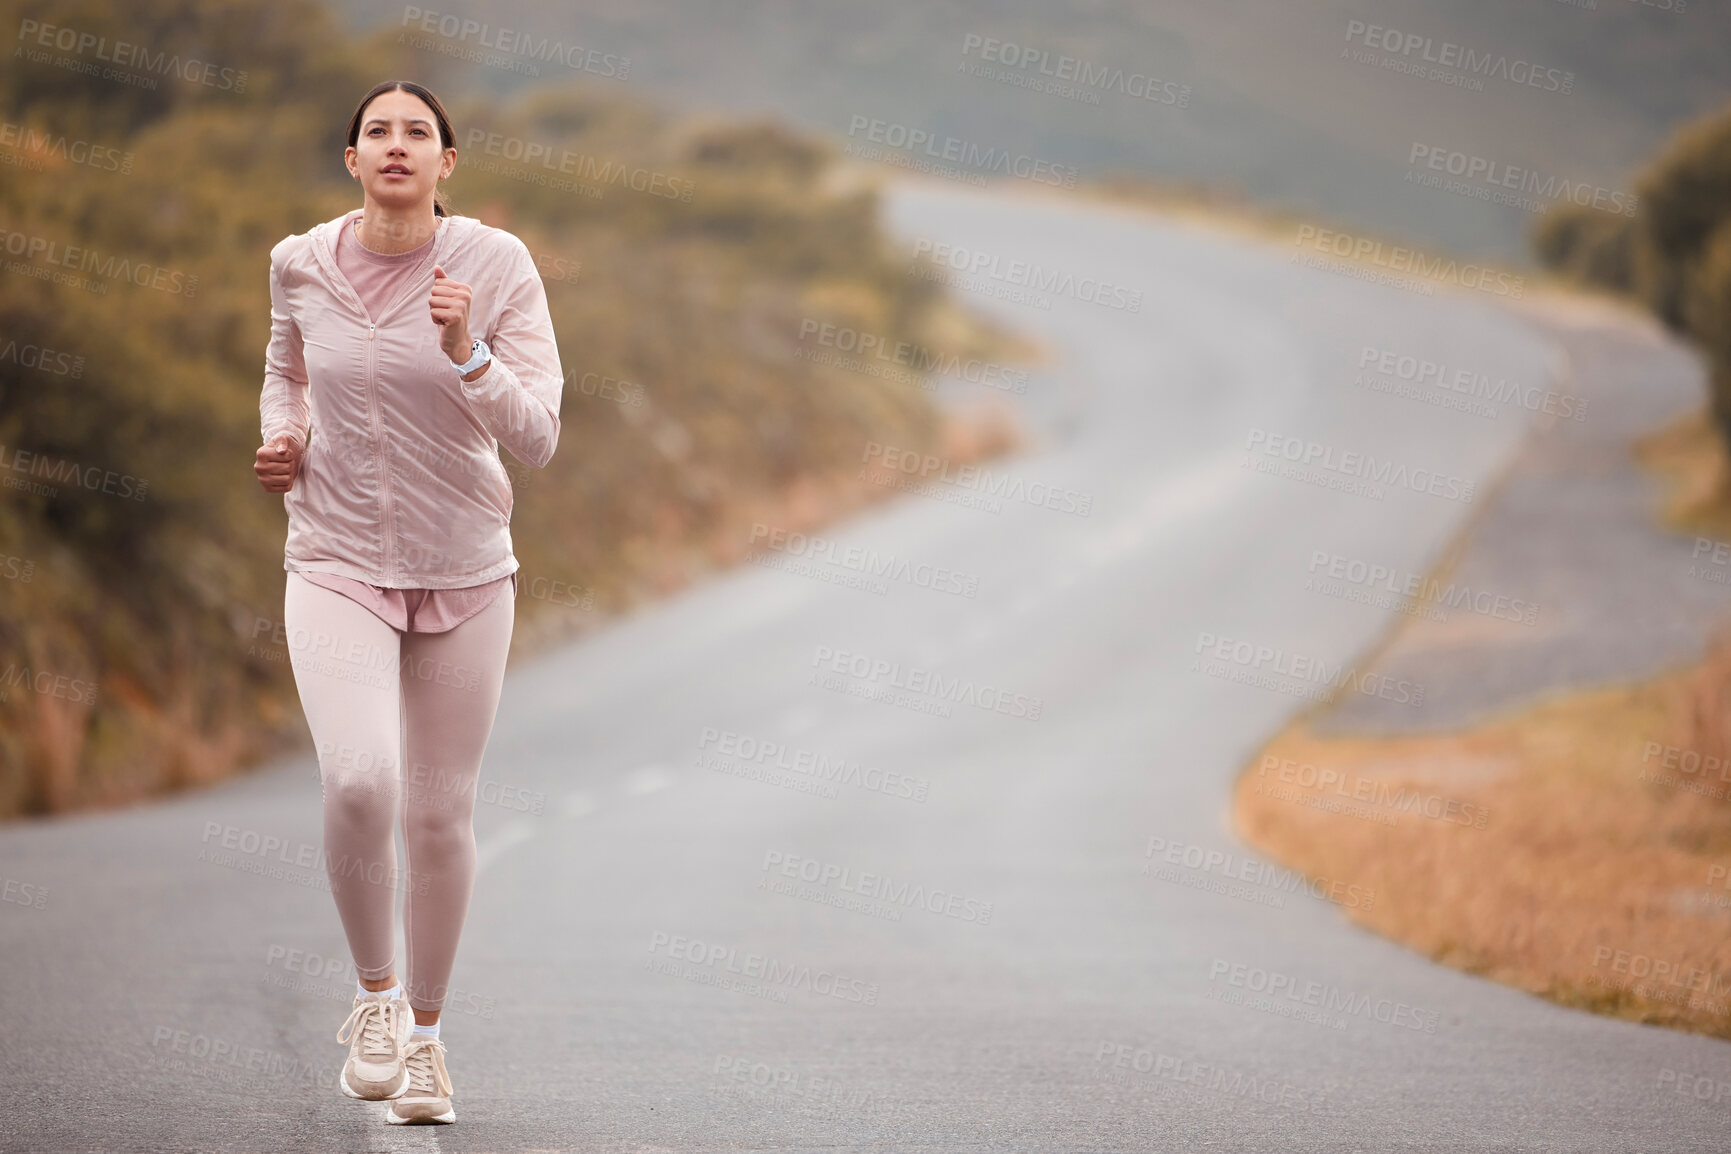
[255,435,303,494]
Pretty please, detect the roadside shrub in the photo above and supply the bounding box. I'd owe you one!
[1633,108,1731,334]
[1531,203,1638,294]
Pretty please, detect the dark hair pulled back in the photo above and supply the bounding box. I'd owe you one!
[346,81,457,217]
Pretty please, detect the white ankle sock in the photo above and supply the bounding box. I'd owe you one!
[358,980,402,1002]
[411,1021,441,1040]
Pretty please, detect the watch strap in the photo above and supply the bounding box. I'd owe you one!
[451,339,490,374]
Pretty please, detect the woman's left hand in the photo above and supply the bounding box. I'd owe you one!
[429,263,475,362]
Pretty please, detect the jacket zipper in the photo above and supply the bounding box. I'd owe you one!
[359,236,449,585]
[366,320,397,582]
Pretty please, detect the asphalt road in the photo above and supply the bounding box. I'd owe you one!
[4,177,1727,1153]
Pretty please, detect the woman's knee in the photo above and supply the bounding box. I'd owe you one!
[403,803,476,862]
[321,763,400,837]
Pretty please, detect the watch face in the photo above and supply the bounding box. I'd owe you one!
[456,341,489,372]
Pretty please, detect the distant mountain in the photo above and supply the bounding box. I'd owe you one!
[339,0,1731,261]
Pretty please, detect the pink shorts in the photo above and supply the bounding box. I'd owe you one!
[294,570,517,633]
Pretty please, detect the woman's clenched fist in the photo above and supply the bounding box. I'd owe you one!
[255,434,304,494]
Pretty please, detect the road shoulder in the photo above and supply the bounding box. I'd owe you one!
[1232,289,1731,1040]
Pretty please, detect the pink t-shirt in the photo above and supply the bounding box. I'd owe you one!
[309,216,513,633]
[337,214,439,322]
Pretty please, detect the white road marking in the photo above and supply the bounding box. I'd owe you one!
[775,706,821,736]
[623,764,674,794]
[473,819,536,876]
[1078,445,1251,572]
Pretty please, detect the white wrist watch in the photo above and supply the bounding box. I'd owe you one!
[451,338,492,376]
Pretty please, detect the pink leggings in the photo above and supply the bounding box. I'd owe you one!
[283,571,514,1013]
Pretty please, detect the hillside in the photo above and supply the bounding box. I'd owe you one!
[337,0,1731,261]
[0,0,1019,816]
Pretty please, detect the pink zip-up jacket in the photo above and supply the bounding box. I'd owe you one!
[259,208,563,588]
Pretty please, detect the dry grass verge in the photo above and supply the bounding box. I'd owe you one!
[1636,404,1731,543]
[1234,670,1731,1038]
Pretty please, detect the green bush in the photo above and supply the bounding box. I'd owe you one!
[1633,107,1731,334]
[1531,203,1638,294]
[1684,222,1731,448]
[1533,100,1731,459]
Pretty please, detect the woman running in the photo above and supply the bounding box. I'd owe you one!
[253,79,563,1126]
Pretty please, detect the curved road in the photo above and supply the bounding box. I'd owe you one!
[3,177,1724,1153]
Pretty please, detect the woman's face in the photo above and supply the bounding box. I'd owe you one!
[345,89,455,215]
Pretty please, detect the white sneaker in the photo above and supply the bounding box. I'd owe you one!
[336,990,412,1100]
[386,1035,456,1124]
